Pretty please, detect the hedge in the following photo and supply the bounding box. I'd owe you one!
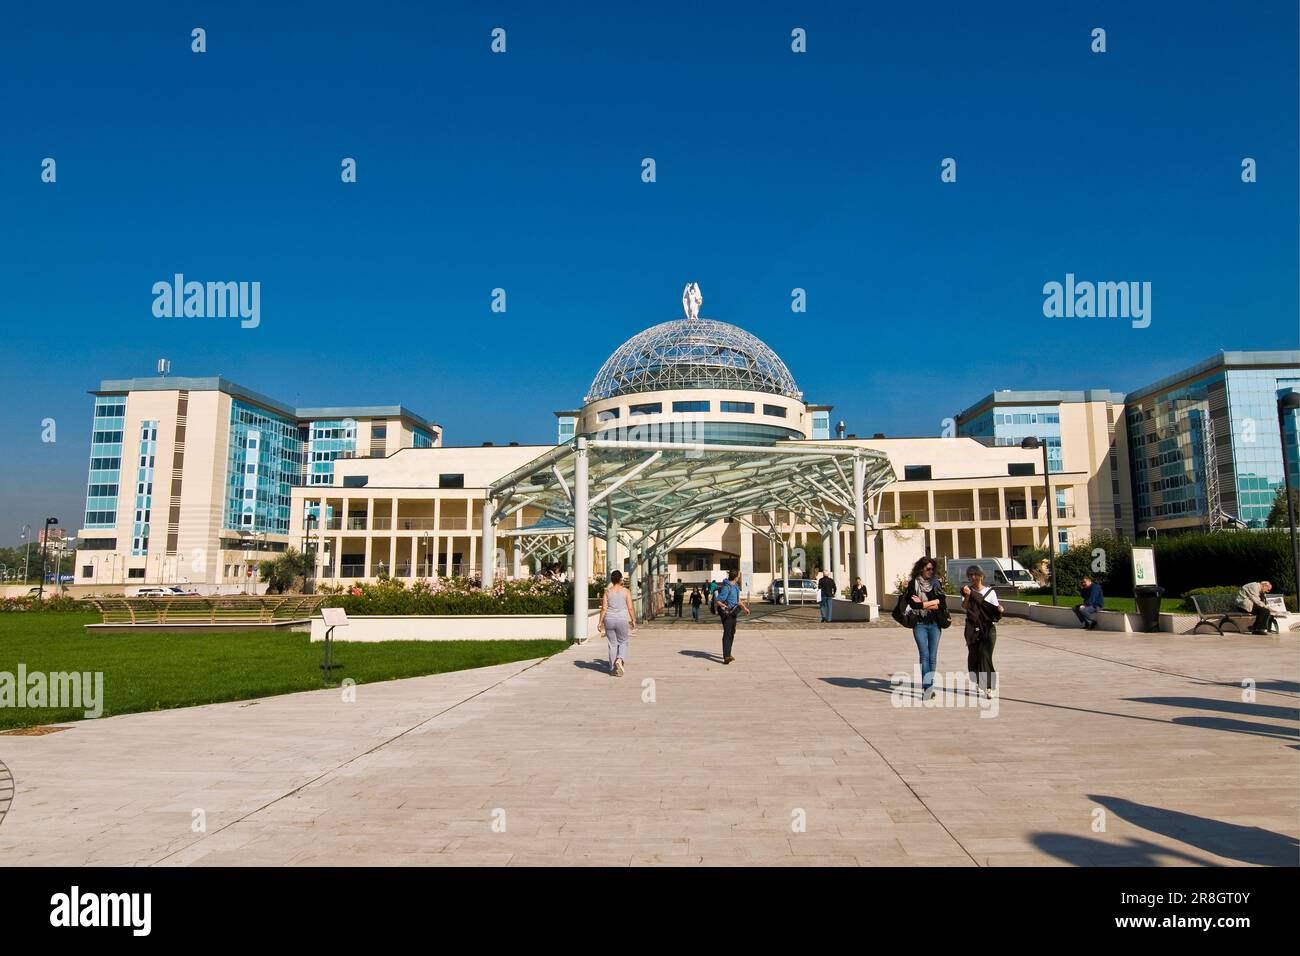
[1046,530,1296,601]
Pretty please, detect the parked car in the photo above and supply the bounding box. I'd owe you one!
[768,578,820,605]
[130,585,200,597]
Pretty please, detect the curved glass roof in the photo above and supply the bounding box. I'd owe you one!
[585,318,802,403]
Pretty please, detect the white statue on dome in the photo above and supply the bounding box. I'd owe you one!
[682,282,702,320]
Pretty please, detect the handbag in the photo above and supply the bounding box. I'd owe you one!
[891,592,910,627]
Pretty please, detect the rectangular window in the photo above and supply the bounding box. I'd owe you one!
[128,568,145,579]
[903,465,932,481]
[1008,463,1035,476]
[371,423,388,439]
[720,401,754,414]
[672,401,710,413]
[342,475,368,488]
[1114,503,1122,520]
[439,474,465,489]
[596,409,620,422]
[763,404,786,418]
[81,565,94,578]
[629,403,662,416]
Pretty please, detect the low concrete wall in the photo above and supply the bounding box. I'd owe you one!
[1001,599,1200,634]
[830,599,877,622]
[310,610,600,643]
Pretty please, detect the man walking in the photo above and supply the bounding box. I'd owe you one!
[715,569,749,664]
[851,576,867,603]
[673,581,685,618]
[1235,580,1274,634]
[1073,574,1104,629]
[817,568,836,623]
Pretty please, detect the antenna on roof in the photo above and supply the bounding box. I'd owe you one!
[157,358,171,375]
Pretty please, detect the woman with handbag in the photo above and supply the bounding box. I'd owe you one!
[901,557,948,699]
[960,565,1002,697]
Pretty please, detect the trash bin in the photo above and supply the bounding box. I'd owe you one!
[1134,585,1164,633]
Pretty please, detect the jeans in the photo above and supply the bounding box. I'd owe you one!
[721,611,738,658]
[912,621,942,690]
[605,619,629,670]
[1074,604,1098,627]
[691,604,700,622]
[820,596,833,622]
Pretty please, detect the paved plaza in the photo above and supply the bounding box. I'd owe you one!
[0,618,1296,866]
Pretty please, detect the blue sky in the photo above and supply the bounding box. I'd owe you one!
[1,0,1297,538]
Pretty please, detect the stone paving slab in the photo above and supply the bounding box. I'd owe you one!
[0,621,1295,866]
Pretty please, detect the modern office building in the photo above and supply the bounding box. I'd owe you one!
[76,377,438,587]
[74,292,1298,602]
[955,388,1134,540]
[1123,351,1300,532]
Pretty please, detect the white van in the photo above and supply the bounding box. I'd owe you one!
[944,557,1037,590]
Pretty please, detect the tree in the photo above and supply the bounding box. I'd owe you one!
[260,549,309,594]
[1266,487,1298,529]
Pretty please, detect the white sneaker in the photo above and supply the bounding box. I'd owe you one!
[615,659,625,677]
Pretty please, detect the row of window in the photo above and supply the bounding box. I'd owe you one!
[597,401,789,420]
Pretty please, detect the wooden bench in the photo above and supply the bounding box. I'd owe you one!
[1189,593,1276,635]
[89,595,327,626]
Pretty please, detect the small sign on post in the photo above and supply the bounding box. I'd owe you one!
[321,607,348,684]
[1132,547,1158,587]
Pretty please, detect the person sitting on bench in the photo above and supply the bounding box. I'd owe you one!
[1235,580,1274,635]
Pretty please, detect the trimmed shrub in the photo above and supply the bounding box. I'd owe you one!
[323,576,570,615]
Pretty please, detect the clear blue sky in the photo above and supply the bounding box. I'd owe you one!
[2,0,1297,538]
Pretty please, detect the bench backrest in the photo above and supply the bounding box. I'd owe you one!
[1190,592,1245,616]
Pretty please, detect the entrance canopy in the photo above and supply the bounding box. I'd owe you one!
[486,438,895,641]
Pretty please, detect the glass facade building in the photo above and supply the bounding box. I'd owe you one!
[959,407,1063,471]
[306,419,357,486]
[84,396,126,528]
[225,399,304,534]
[130,420,157,555]
[1125,353,1300,530]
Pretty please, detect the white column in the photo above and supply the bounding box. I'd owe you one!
[820,528,830,575]
[781,538,790,602]
[853,453,871,604]
[571,437,590,643]
[606,503,619,577]
[481,497,496,586]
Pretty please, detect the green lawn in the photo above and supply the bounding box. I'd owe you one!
[0,612,566,730]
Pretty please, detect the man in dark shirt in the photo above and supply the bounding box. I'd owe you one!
[817,568,837,623]
[1073,575,1104,629]
[851,576,867,603]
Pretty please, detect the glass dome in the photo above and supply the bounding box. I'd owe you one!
[585,318,802,403]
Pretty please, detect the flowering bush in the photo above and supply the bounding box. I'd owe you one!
[0,596,91,613]
[322,576,573,615]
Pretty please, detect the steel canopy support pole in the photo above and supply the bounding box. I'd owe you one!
[606,502,619,577]
[480,497,496,587]
[572,438,590,644]
[853,452,871,605]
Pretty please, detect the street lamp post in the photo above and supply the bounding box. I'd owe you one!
[36,517,58,601]
[1277,392,1300,607]
[20,524,32,583]
[1021,438,1057,605]
[303,513,318,595]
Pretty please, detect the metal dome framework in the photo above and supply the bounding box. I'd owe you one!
[585,318,802,403]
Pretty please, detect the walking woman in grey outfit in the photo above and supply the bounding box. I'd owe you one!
[597,570,637,676]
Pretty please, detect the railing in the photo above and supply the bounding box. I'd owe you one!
[1057,506,1076,518]
[933,508,973,522]
[978,507,1001,521]
[346,517,368,530]
[339,563,365,577]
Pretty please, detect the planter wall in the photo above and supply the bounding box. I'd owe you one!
[310,609,600,643]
